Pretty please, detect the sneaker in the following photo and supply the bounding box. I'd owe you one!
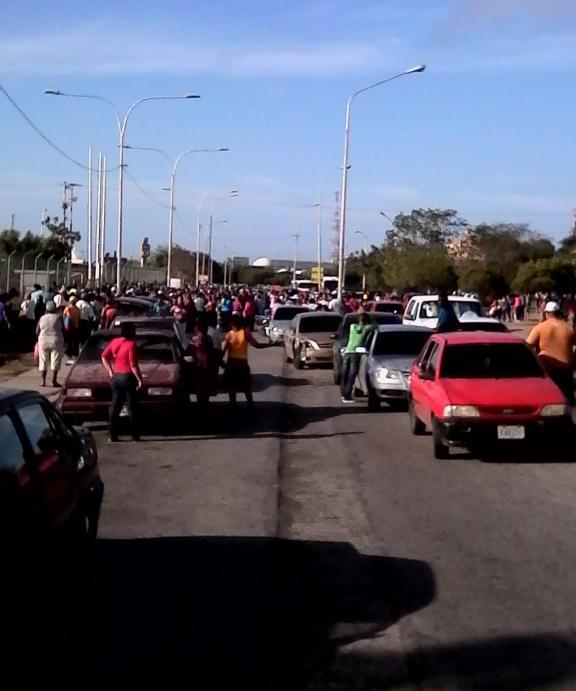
[341,397,355,404]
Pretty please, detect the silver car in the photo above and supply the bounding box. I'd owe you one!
[356,325,431,410]
[267,305,309,344]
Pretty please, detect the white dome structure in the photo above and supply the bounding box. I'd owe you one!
[252,256,272,268]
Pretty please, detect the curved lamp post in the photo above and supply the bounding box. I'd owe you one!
[336,65,426,304]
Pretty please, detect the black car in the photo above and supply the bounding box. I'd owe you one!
[331,312,402,384]
[0,388,103,545]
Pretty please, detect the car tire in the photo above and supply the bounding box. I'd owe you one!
[367,386,380,411]
[432,418,450,459]
[409,400,426,435]
[294,346,304,369]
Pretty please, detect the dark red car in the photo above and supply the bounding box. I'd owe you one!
[408,332,572,459]
[0,388,103,545]
[61,329,196,422]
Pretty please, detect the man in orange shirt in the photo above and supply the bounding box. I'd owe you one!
[527,301,576,403]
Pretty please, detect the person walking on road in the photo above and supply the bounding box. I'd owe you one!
[341,311,375,403]
[527,301,576,404]
[63,296,81,358]
[436,293,459,333]
[101,322,144,442]
[36,301,64,388]
[222,314,270,407]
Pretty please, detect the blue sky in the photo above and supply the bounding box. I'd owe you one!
[2,0,576,263]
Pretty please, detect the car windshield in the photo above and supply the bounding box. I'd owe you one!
[441,343,543,379]
[419,301,483,319]
[273,307,308,321]
[340,313,401,340]
[373,331,431,356]
[79,335,176,363]
[299,315,342,333]
[373,302,403,314]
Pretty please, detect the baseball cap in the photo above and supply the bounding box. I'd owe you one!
[544,301,560,313]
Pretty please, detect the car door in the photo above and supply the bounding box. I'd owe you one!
[414,342,441,426]
[0,409,39,541]
[410,340,436,420]
[15,400,79,529]
[403,298,417,325]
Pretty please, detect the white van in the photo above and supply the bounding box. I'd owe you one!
[403,295,484,329]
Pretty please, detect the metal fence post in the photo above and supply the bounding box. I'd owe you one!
[6,249,17,292]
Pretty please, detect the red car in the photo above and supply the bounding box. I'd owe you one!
[408,332,572,459]
[61,329,196,423]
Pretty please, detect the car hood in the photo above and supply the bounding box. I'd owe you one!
[299,331,335,344]
[440,377,564,406]
[65,362,179,387]
[270,320,291,329]
[370,354,417,371]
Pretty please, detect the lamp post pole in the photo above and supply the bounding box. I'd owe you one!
[354,230,369,292]
[336,65,426,305]
[44,89,201,293]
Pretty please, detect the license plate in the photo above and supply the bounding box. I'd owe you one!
[119,405,129,417]
[497,425,525,440]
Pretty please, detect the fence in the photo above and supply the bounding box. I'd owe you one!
[0,254,169,295]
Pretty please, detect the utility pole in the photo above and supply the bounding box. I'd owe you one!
[95,153,103,284]
[87,147,93,282]
[292,233,300,289]
[101,155,107,282]
[10,214,15,231]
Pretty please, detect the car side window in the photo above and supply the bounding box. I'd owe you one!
[17,403,59,459]
[0,413,26,474]
[418,341,435,369]
[427,344,440,377]
[405,300,416,320]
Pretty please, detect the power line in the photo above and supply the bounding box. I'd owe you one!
[0,82,118,173]
[125,169,169,209]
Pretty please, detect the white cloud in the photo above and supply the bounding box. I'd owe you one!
[0,26,403,77]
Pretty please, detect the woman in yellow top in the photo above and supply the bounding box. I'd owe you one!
[222,313,270,406]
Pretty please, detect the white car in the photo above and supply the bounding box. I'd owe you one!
[403,295,484,329]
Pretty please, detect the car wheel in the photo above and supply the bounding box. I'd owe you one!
[432,418,450,459]
[409,400,426,435]
[294,346,304,369]
[367,386,380,411]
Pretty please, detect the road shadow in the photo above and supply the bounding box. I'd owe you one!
[442,439,576,464]
[5,537,435,691]
[315,633,576,690]
[251,373,310,392]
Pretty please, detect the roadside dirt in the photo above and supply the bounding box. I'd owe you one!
[0,354,34,382]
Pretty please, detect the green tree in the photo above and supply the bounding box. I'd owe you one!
[41,215,80,259]
[512,258,576,295]
[389,208,468,246]
[458,264,509,299]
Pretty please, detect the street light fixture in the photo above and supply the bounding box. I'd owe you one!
[123,145,229,285]
[336,65,426,304]
[45,89,201,292]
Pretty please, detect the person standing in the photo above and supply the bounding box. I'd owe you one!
[340,311,374,403]
[36,301,64,388]
[101,322,143,442]
[63,296,81,358]
[436,294,459,333]
[527,301,576,404]
[222,314,270,406]
[76,292,96,345]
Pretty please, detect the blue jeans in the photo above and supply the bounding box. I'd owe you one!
[340,353,361,400]
[110,373,139,439]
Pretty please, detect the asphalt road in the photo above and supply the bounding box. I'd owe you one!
[14,344,576,691]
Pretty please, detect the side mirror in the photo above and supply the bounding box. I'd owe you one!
[418,367,434,381]
[404,313,413,321]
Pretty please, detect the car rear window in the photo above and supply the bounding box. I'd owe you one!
[373,302,403,314]
[373,331,431,356]
[299,315,342,333]
[79,336,176,363]
[273,307,308,321]
[419,301,483,319]
[441,343,543,379]
[458,321,508,333]
[116,301,152,316]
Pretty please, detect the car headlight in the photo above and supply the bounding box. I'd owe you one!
[148,387,173,396]
[443,405,480,418]
[375,368,401,384]
[67,388,92,398]
[540,404,571,417]
[271,326,282,334]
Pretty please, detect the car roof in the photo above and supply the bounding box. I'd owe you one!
[434,332,524,345]
[371,299,402,305]
[376,325,431,333]
[0,388,45,411]
[408,294,480,302]
[296,311,342,320]
[89,328,177,339]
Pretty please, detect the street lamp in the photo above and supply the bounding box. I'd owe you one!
[45,89,200,292]
[207,218,228,284]
[336,64,426,304]
[123,145,228,285]
[354,230,369,292]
